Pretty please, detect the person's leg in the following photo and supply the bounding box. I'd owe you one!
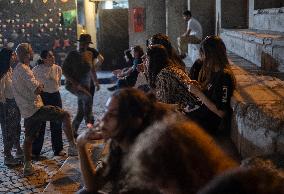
[178,35,201,56]
[72,98,84,136]
[2,101,20,165]
[83,95,94,126]
[31,122,46,156]
[23,118,42,175]
[34,106,77,156]
[177,36,189,56]
[49,92,64,155]
[6,100,23,159]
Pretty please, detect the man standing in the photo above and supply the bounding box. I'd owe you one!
[12,43,77,176]
[63,34,103,137]
[177,10,203,59]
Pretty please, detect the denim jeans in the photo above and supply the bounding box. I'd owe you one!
[65,73,94,131]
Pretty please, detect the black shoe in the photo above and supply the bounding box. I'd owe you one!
[73,131,79,139]
[107,85,117,91]
[179,54,187,59]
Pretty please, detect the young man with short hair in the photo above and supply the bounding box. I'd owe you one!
[63,34,104,137]
[177,10,203,59]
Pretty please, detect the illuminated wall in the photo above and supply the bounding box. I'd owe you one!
[0,0,77,66]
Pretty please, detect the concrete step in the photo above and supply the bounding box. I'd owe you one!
[230,64,284,158]
[227,51,284,81]
[252,7,284,33]
[221,28,284,72]
[43,142,105,193]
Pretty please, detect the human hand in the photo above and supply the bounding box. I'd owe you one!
[77,129,103,147]
[188,84,203,98]
[34,83,44,94]
[136,63,145,72]
[95,82,100,91]
[77,84,91,97]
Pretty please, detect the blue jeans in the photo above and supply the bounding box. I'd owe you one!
[32,91,63,155]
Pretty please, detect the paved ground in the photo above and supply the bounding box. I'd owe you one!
[0,83,112,193]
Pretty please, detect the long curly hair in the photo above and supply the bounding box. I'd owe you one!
[111,88,168,144]
[0,48,13,79]
[146,44,170,89]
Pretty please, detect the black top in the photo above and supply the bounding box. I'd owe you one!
[189,59,203,80]
[187,70,235,134]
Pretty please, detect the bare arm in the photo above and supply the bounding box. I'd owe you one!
[77,130,105,192]
[95,54,104,67]
[182,28,191,37]
[188,84,225,118]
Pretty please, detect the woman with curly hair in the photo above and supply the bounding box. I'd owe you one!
[76,88,172,194]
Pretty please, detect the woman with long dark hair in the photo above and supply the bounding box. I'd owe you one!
[32,50,64,157]
[76,88,171,194]
[0,48,23,166]
[145,44,200,112]
[187,36,236,133]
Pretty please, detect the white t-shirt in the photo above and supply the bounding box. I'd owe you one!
[32,64,62,93]
[187,17,203,39]
[12,63,43,118]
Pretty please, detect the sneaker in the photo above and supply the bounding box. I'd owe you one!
[107,85,116,91]
[179,53,187,59]
[15,149,24,159]
[68,145,78,156]
[4,156,21,166]
[54,150,66,157]
[23,162,33,176]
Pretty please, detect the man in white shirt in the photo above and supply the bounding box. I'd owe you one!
[12,43,77,176]
[177,10,203,59]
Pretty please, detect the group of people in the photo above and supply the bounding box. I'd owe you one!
[0,8,283,193]
[74,31,284,194]
[0,33,104,176]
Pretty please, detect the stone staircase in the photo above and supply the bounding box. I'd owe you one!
[43,142,105,193]
[219,6,284,158]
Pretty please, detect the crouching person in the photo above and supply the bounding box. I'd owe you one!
[12,43,77,176]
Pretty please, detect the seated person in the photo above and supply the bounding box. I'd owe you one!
[108,46,144,91]
[124,107,238,194]
[112,49,134,77]
[76,88,173,193]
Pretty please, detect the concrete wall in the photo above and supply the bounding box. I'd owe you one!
[189,0,215,37]
[97,9,129,70]
[84,0,96,47]
[217,0,248,29]
[128,0,166,49]
[0,0,77,66]
[254,0,284,10]
[252,7,284,32]
[166,0,188,49]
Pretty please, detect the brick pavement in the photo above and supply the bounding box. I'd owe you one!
[0,84,112,193]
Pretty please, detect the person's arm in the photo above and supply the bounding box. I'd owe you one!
[95,54,104,68]
[57,65,62,87]
[22,65,43,95]
[91,68,100,91]
[63,73,91,96]
[182,20,192,37]
[77,130,106,192]
[188,78,231,118]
